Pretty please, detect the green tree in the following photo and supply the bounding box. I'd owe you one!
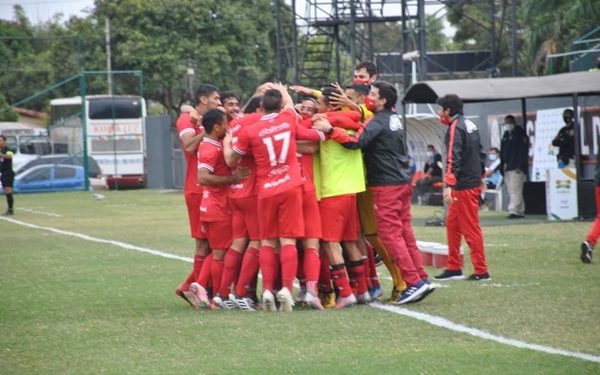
[522,0,600,74]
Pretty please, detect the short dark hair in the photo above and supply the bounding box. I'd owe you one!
[220,91,238,103]
[194,84,219,106]
[202,109,226,134]
[347,84,369,96]
[320,85,343,106]
[244,96,262,114]
[504,115,516,123]
[427,144,436,150]
[563,108,574,116]
[436,94,463,116]
[371,81,397,110]
[489,147,500,153]
[0,135,6,141]
[354,61,378,77]
[261,89,282,112]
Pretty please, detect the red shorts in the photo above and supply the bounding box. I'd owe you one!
[230,196,261,241]
[319,194,359,242]
[185,192,206,239]
[257,187,304,239]
[302,189,322,239]
[201,219,232,250]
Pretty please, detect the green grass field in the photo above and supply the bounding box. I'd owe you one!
[1,190,599,374]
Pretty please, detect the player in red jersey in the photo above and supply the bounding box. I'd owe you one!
[189,109,248,309]
[220,91,241,122]
[174,84,221,308]
[224,83,324,312]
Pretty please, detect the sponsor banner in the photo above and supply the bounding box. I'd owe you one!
[546,168,578,220]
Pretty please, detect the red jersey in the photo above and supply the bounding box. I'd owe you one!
[298,117,316,192]
[228,113,261,199]
[197,138,231,222]
[233,108,323,198]
[176,112,204,194]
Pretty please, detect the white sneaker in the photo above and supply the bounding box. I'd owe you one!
[295,288,307,304]
[262,290,277,312]
[357,291,372,304]
[304,291,324,311]
[212,295,232,310]
[276,287,295,313]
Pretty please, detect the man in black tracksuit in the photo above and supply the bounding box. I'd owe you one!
[314,80,433,305]
[433,94,490,281]
[0,135,15,215]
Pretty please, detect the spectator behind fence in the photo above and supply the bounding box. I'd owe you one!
[414,144,443,204]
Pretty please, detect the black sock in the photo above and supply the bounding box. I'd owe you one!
[6,193,13,210]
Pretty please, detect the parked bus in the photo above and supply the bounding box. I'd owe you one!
[49,95,147,189]
[0,122,52,171]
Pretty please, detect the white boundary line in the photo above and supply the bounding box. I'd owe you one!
[17,207,63,217]
[2,216,599,364]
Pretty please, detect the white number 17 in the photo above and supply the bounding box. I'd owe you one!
[262,131,291,166]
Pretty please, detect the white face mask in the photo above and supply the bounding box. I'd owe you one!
[504,123,515,132]
[488,154,498,162]
[426,151,434,158]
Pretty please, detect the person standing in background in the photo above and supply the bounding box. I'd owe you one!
[0,135,15,216]
[552,109,575,169]
[500,115,529,219]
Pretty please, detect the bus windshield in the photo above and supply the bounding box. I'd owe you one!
[89,98,143,119]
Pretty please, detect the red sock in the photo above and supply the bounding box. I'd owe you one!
[362,256,372,288]
[347,260,368,295]
[192,254,205,281]
[235,247,259,297]
[280,244,298,291]
[180,271,194,290]
[366,245,380,287]
[259,245,277,292]
[319,253,333,294]
[196,253,213,287]
[331,264,352,297]
[210,258,224,296]
[219,249,243,297]
[303,247,320,292]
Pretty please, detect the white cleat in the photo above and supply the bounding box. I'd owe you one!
[357,291,372,304]
[230,293,255,311]
[190,282,212,310]
[276,287,295,313]
[262,290,277,312]
[304,291,324,311]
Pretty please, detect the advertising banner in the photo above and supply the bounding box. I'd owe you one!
[546,168,578,220]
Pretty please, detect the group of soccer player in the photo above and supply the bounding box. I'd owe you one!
[174,61,436,312]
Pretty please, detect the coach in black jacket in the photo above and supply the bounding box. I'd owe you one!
[433,94,490,282]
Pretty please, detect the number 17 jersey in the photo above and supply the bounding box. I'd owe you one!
[233,108,319,198]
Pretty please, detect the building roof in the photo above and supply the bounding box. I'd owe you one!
[402,71,600,104]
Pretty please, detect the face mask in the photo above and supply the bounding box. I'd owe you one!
[426,151,434,158]
[488,154,498,162]
[353,78,370,86]
[440,114,451,126]
[504,123,515,132]
[364,96,376,112]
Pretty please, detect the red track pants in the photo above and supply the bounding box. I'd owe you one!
[586,187,600,247]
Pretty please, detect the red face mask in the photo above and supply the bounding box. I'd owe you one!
[353,78,370,86]
[439,114,451,126]
[364,96,376,112]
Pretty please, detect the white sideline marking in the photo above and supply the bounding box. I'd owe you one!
[0,217,192,263]
[371,303,600,364]
[17,207,62,217]
[2,216,599,364]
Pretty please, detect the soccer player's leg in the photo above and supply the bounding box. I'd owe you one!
[257,197,280,312]
[301,189,323,310]
[207,220,234,309]
[276,187,305,312]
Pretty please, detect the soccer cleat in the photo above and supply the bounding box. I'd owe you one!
[189,282,212,310]
[357,291,372,304]
[433,269,466,281]
[231,293,256,311]
[581,241,593,264]
[396,280,429,305]
[175,284,197,309]
[410,280,436,303]
[335,294,357,309]
[369,285,383,300]
[303,291,324,311]
[390,287,402,302]
[262,290,277,312]
[276,287,295,313]
[295,288,307,304]
[320,292,336,309]
[212,295,234,310]
[467,272,491,281]
[2,209,14,216]
[374,253,383,267]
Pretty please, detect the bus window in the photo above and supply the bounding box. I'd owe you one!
[19,136,52,155]
[89,98,143,119]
